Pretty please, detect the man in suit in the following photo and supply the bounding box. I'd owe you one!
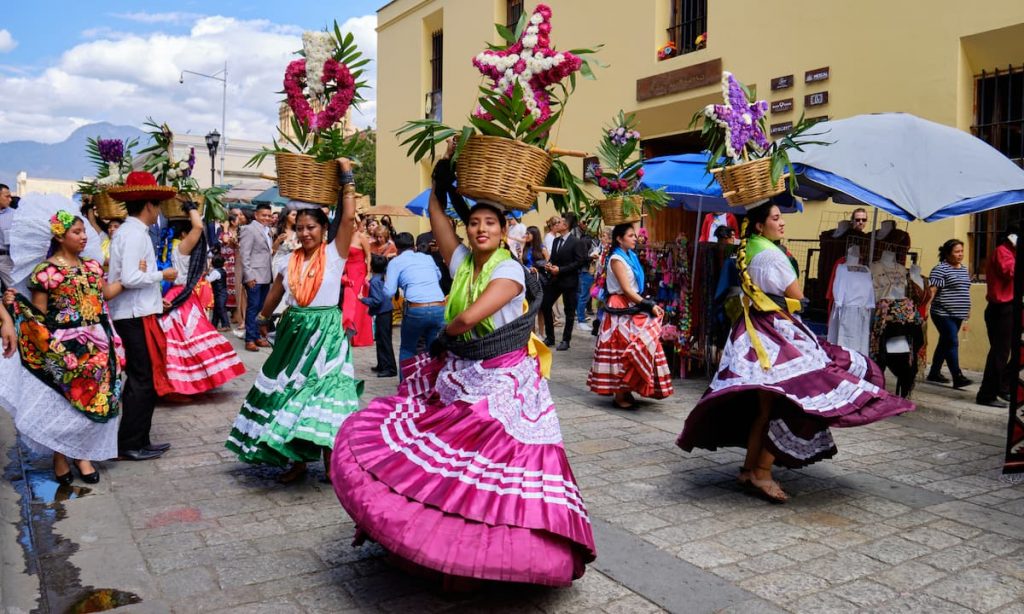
[541,215,588,351]
[239,202,274,351]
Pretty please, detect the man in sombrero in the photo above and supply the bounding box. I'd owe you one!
[106,171,179,461]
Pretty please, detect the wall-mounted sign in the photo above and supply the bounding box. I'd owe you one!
[804,91,829,107]
[770,75,794,90]
[807,115,830,125]
[771,98,794,113]
[636,58,723,102]
[805,66,830,83]
[770,121,793,136]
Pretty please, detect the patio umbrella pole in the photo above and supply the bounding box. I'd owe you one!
[692,199,703,292]
[867,207,879,263]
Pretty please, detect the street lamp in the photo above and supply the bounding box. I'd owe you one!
[180,62,227,184]
[205,130,221,188]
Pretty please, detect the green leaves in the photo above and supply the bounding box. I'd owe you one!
[396,119,459,163]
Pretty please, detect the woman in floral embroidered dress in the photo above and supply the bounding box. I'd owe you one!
[0,211,135,484]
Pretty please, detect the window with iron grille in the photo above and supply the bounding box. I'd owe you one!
[969,65,1024,276]
[507,0,524,29]
[668,0,707,55]
[427,29,443,121]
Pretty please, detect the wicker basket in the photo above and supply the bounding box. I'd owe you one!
[93,191,126,220]
[161,194,206,220]
[275,152,340,206]
[455,135,553,211]
[597,196,643,226]
[712,157,787,207]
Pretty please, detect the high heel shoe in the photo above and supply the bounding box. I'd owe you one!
[54,470,74,486]
[73,460,100,484]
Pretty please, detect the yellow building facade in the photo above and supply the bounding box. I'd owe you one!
[376,0,1024,369]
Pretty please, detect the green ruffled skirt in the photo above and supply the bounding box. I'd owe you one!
[225,306,363,466]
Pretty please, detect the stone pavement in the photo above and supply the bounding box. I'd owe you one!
[2,331,1024,614]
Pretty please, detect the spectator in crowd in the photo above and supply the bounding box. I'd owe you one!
[505,211,527,261]
[208,255,231,331]
[576,226,601,331]
[927,239,972,389]
[541,216,588,351]
[850,207,869,233]
[0,184,14,287]
[385,232,446,376]
[978,227,1017,407]
[361,255,397,378]
[371,225,398,259]
[239,203,275,352]
[714,225,738,245]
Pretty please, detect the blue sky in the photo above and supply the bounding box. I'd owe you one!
[0,1,382,142]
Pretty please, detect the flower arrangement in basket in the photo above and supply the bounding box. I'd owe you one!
[247,22,371,206]
[138,119,228,221]
[691,72,828,207]
[396,4,602,212]
[77,137,139,219]
[589,111,669,227]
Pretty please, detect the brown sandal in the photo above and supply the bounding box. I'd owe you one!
[745,476,788,504]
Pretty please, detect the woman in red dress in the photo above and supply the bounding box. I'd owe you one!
[341,219,374,347]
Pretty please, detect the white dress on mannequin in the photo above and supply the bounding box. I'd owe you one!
[828,246,875,354]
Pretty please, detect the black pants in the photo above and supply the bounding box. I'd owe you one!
[541,283,578,344]
[374,311,397,376]
[211,288,231,329]
[114,317,157,452]
[979,301,1013,400]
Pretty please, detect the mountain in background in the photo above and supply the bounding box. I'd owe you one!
[0,122,149,189]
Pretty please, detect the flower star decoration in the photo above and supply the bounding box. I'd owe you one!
[703,72,770,159]
[472,3,582,124]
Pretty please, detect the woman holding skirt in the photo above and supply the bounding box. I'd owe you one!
[331,147,596,587]
[588,222,673,408]
[0,211,126,484]
[677,203,914,503]
[226,160,362,483]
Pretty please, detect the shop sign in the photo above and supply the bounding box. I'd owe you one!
[804,91,829,107]
[807,115,830,124]
[805,66,830,83]
[770,75,794,90]
[771,98,794,113]
[770,121,793,136]
[636,58,723,101]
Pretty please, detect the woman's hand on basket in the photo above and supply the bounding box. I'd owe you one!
[443,137,458,160]
[337,158,354,173]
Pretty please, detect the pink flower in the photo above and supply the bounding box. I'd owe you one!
[63,353,79,370]
[599,177,609,188]
[637,168,645,178]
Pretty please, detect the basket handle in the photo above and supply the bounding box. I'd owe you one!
[532,185,569,196]
[548,147,587,158]
[260,174,278,181]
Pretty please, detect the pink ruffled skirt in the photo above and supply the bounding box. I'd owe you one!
[332,349,596,586]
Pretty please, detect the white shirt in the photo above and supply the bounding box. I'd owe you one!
[748,248,797,296]
[543,231,556,254]
[506,223,527,260]
[172,246,191,286]
[606,253,639,294]
[108,217,164,320]
[282,245,347,307]
[449,245,525,330]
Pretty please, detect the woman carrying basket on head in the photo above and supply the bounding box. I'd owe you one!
[331,142,596,587]
[677,203,914,503]
[587,222,674,408]
[225,159,362,484]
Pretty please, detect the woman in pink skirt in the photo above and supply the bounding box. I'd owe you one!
[331,151,596,587]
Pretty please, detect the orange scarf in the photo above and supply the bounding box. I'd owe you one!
[287,245,327,307]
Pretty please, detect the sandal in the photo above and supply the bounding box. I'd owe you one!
[745,476,788,504]
[277,463,308,484]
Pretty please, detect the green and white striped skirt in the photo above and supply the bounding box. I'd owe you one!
[226,306,363,466]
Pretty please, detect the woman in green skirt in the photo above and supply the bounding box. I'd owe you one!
[225,160,362,482]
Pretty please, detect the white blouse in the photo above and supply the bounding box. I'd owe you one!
[606,254,639,294]
[281,245,347,307]
[748,247,797,296]
[448,245,526,329]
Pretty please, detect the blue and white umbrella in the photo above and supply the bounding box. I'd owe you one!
[790,113,1024,222]
[404,187,475,218]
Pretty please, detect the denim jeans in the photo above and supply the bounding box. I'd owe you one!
[399,305,446,372]
[244,283,270,342]
[577,271,594,322]
[929,312,964,378]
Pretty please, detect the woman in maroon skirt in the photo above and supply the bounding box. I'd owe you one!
[677,203,914,503]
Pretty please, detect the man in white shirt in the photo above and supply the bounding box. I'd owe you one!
[107,173,178,461]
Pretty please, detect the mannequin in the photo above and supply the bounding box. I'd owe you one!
[869,249,923,398]
[832,220,852,239]
[828,245,875,354]
[871,250,907,301]
[875,220,895,241]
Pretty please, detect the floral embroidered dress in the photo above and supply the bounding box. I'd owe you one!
[0,258,123,460]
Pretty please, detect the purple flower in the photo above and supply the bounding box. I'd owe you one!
[97,138,124,164]
[706,73,769,159]
[186,147,196,178]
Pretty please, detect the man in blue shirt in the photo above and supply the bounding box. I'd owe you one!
[385,232,445,375]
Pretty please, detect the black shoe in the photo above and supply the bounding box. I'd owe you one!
[73,460,100,484]
[926,372,950,384]
[591,321,600,336]
[370,365,381,372]
[144,442,172,453]
[976,397,1008,408]
[557,341,570,351]
[119,448,164,461]
[543,338,555,347]
[377,371,397,378]
[998,392,1012,403]
[54,470,74,486]
[952,375,974,389]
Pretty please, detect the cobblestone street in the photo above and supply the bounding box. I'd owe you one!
[3,335,1024,613]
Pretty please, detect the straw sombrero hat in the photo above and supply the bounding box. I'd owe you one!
[107,171,177,203]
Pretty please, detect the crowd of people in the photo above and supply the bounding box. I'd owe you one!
[6,148,1017,586]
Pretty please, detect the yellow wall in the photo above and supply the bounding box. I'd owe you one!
[376,0,1024,369]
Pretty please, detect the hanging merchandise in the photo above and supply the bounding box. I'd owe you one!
[828,247,874,355]
[637,237,692,372]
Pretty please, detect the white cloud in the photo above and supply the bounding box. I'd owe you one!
[0,29,17,53]
[0,15,376,143]
[111,12,204,25]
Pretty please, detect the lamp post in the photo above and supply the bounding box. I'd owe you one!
[205,130,220,188]
[180,62,227,184]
